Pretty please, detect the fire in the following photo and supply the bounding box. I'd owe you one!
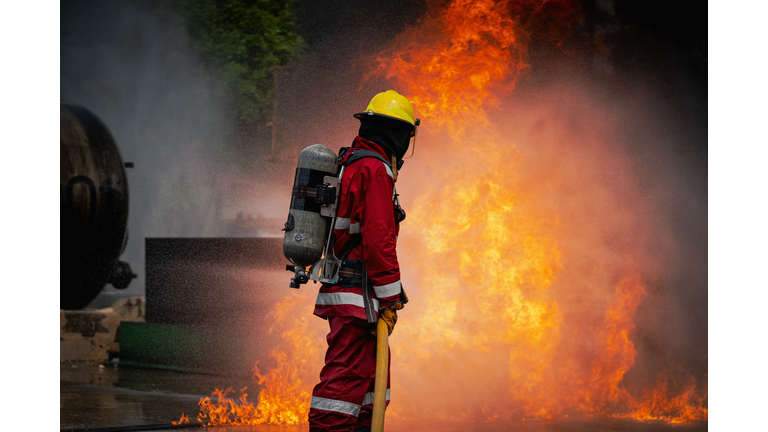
[171,412,190,425]
[573,274,646,416]
[184,293,322,427]
[247,293,322,424]
[367,0,706,424]
[623,378,709,424]
[183,0,706,426]
[368,0,528,135]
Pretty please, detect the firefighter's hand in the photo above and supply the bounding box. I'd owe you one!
[375,302,404,336]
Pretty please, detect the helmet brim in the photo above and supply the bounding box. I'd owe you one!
[354,111,416,137]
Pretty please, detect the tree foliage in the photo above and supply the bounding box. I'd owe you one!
[182,0,304,126]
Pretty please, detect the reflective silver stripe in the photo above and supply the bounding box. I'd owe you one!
[316,292,380,310]
[334,217,350,230]
[335,217,360,234]
[310,396,361,417]
[383,163,393,179]
[373,280,401,298]
[362,389,391,406]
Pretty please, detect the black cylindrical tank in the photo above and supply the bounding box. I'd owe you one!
[60,103,131,309]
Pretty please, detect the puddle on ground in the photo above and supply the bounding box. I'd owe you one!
[60,361,260,430]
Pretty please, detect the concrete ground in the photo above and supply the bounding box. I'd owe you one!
[61,362,210,431]
[60,362,707,432]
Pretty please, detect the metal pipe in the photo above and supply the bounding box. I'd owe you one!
[319,165,345,282]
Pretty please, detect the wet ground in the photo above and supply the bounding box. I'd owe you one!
[60,362,707,432]
[60,362,251,431]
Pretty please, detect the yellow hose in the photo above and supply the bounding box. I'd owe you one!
[371,317,389,432]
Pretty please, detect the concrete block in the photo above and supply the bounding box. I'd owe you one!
[60,307,121,363]
[111,296,145,322]
[60,340,92,362]
[91,308,120,362]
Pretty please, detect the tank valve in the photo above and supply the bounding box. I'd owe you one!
[286,264,308,289]
[108,260,137,290]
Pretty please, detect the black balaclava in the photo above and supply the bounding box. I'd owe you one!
[358,115,412,160]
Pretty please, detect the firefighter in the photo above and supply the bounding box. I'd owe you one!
[309,90,418,432]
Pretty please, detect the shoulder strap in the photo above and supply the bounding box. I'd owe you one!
[341,149,392,168]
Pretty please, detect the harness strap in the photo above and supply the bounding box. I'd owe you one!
[291,184,336,205]
[340,148,392,169]
[336,256,364,287]
[338,267,364,279]
[335,147,393,323]
[362,261,377,324]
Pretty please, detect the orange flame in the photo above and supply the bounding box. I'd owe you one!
[171,412,190,425]
[622,377,709,424]
[195,387,262,426]
[185,0,705,426]
[369,0,528,136]
[189,293,322,426]
[573,274,646,415]
[369,0,706,424]
[248,294,320,425]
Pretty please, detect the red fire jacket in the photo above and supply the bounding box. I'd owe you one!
[313,136,403,321]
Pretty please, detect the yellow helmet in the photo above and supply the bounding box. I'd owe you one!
[354,90,419,137]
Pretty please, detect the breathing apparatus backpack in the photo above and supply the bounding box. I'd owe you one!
[282,144,404,288]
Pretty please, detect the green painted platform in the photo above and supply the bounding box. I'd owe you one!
[118,322,271,376]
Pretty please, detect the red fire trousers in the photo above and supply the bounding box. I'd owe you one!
[308,316,390,432]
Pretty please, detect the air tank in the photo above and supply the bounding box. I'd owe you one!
[282,144,339,267]
[60,103,135,310]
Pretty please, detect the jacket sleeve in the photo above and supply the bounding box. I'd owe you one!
[359,163,403,309]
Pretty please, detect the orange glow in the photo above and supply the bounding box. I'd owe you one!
[171,412,190,425]
[189,294,323,426]
[247,292,322,424]
[369,0,527,136]
[195,387,263,426]
[572,274,646,416]
[185,0,705,426]
[622,378,709,424]
[370,0,706,424]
